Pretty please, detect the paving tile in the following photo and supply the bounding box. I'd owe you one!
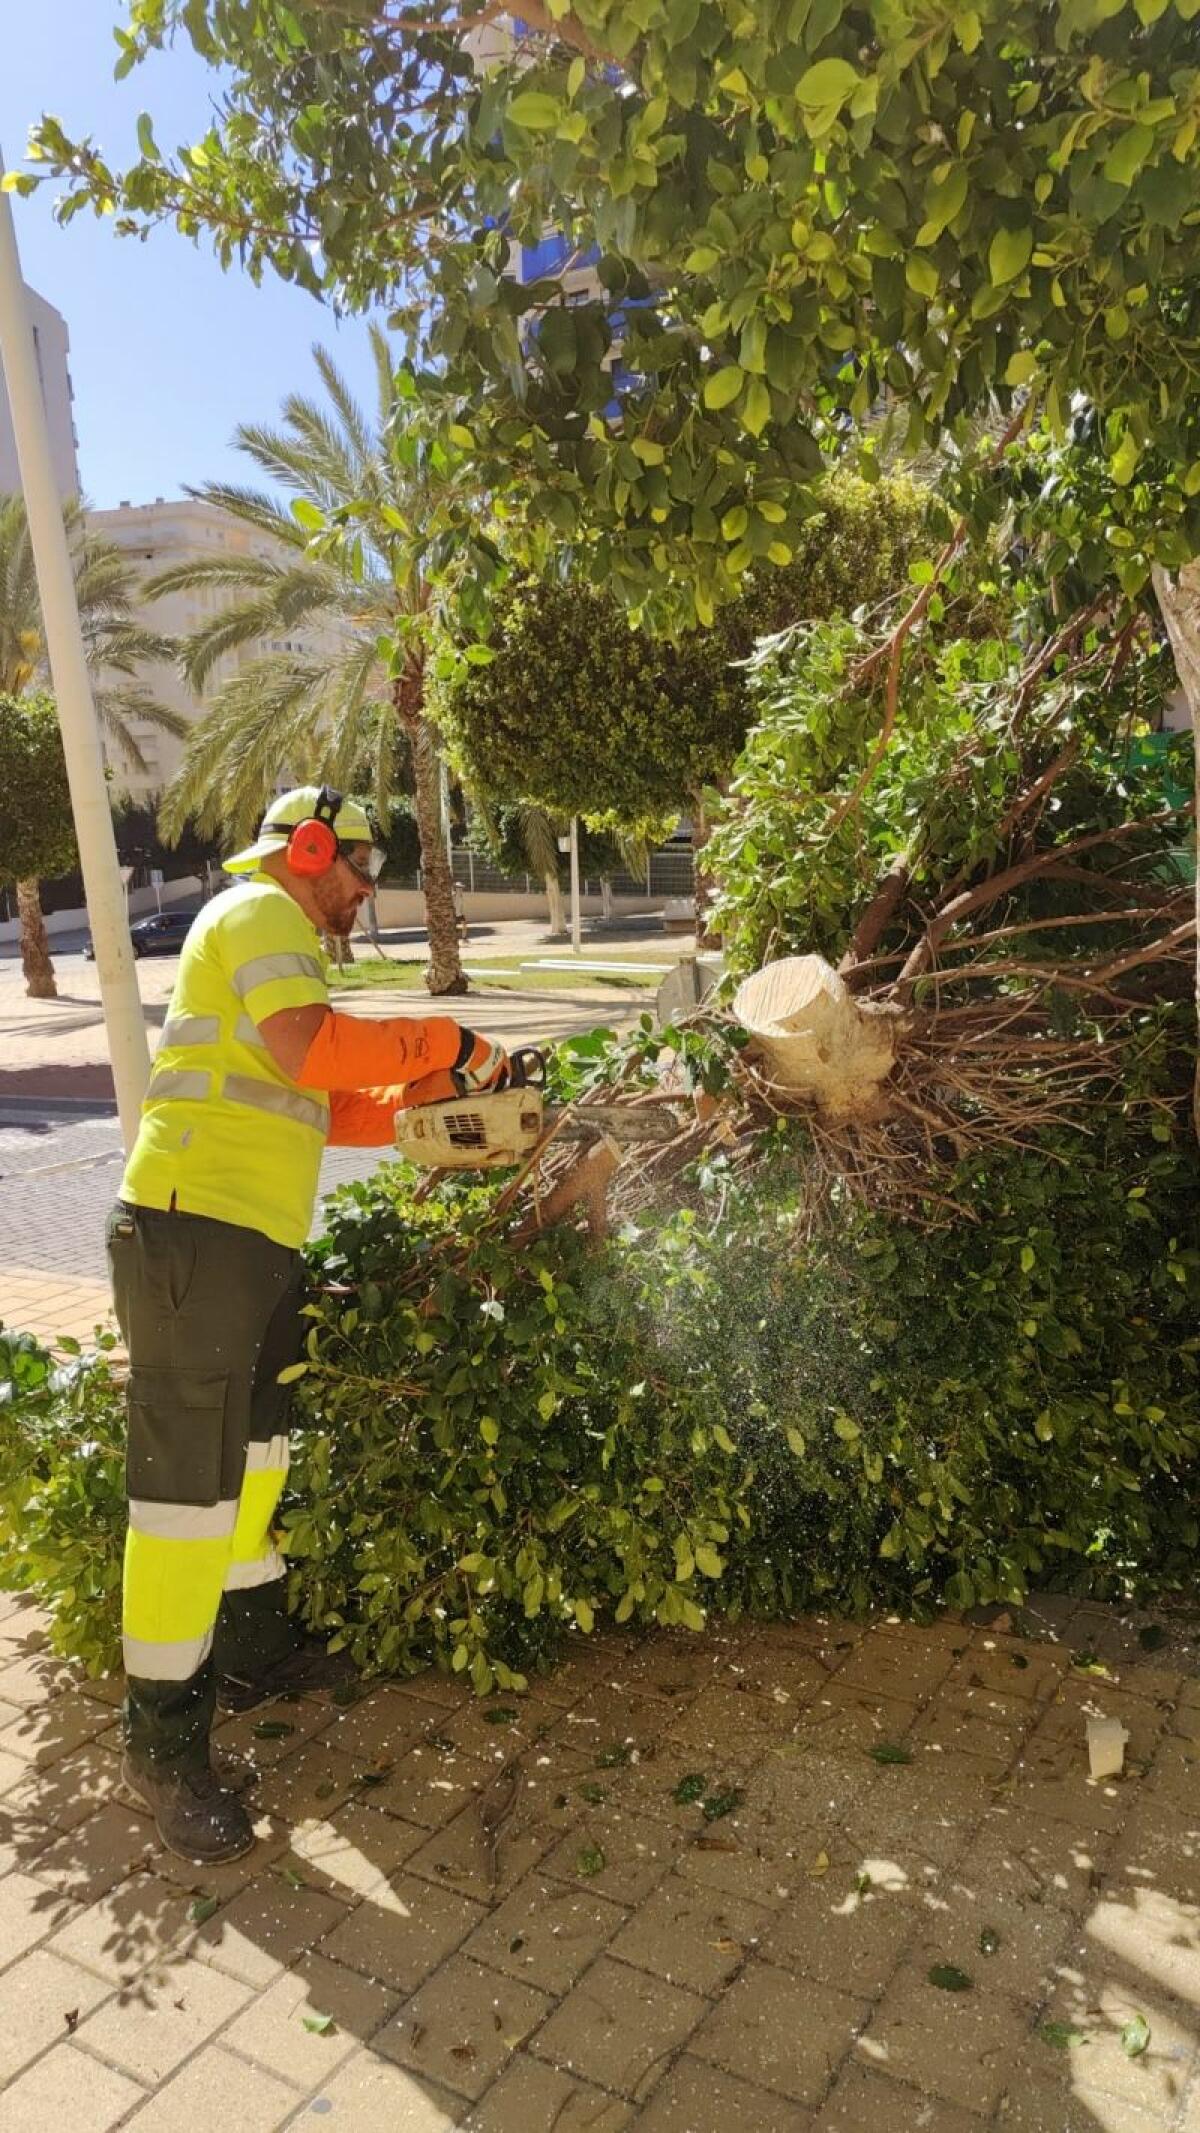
[187,1869,349,1989]
[361,1739,494,1831]
[463,1870,628,1992]
[1083,1883,1200,2009]
[118,2042,299,2130]
[0,1802,54,1876]
[295,2048,462,2129]
[28,1800,161,1903]
[540,1807,683,1907]
[1032,1678,1172,1768]
[221,1946,402,2084]
[0,1866,76,1971]
[319,1869,485,1994]
[1033,1966,1198,2121]
[73,1955,251,2085]
[0,1597,50,1650]
[855,1963,1035,2116]
[0,1652,77,1708]
[831,1633,955,1704]
[583,1737,758,1834]
[661,1682,794,1760]
[430,1691,564,1768]
[0,1736,121,1832]
[529,1953,705,2102]
[907,1703,1026,1768]
[213,1692,338,1768]
[549,1686,672,1767]
[0,2041,145,2133]
[375,1952,552,2100]
[727,1639,833,1708]
[0,1688,113,1769]
[961,1805,1113,1916]
[404,1794,561,1906]
[1005,1734,1139,1837]
[761,1868,925,1996]
[43,1873,194,1985]
[606,1870,771,1995]
[811,2063,984,2132]
[287,1800,428,1901]
[253,1740,367,1824]
[942,1643,1066,1708]
[637,2055,816,2133]
[318,1682,448,1762]
[459,2050,634,2131]
[689,1958,868,2108]
[996,2049,1177,2131]
[787,1687,923,1763]
[610,1631,725,1706]
[0,1946,110,2085]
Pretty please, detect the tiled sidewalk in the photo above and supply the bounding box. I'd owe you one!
[0,1592,1197,2132]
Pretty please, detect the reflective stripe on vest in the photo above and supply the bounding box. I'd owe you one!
[235,1013,267,1047]
[223,1073,328,1135]
[147,1068,212,1103]
[161,1014,220,1048]
[232,950,324,998]
[245,1433,291,1474]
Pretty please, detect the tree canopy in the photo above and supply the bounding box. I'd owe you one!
[0,693,77,888]
[24,0,1200,624]
[436,473,928,816]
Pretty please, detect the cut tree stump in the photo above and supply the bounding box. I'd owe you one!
[732,955,903,1123]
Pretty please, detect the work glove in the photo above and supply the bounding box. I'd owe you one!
[452,1029,512,1095]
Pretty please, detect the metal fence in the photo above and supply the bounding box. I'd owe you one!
[388,844,696,898]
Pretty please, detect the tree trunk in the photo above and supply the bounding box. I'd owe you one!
[17,877,57,999]
[543,870,567,938]
[322,931,355,968]
[1149,562,1200,1144]
[732,955,903,1123]
[398,677,467,996]
[600,876,614,922]
[691,786,721,949]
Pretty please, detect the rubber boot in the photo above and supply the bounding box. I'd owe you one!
[119,1755,257,1865]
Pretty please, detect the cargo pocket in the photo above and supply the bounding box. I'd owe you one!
[125,1368,228,1507]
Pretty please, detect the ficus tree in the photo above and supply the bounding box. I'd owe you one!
[22,0,1200,1080]
[0,694,77,1001]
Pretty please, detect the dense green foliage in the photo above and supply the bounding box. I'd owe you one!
[706,614,1191,974]
[0,1325,125,1675]
[0,693,77,888]
[437,477,928,818]
[29,0,1200,623]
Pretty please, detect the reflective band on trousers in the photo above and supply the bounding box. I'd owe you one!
[128,1498,239,1542]
[232,950,324,998]
[224,1548,287,1590]
[161,1014,220,1048]
[123,1627,214,1683]
[245,1433,290,1475]
[146,1068,212,1103]
[224,1074,328,1135]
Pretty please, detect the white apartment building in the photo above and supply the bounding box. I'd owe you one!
[0,284,80,500]
[87,496,316,803]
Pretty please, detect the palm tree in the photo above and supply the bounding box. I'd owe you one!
[154,332,472,994]
[0,494,185,997]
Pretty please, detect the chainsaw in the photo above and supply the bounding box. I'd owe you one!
[393,1047,682,1171]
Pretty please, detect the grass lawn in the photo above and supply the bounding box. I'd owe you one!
[327,955,660,994]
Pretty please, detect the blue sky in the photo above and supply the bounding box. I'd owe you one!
[2,2,385,506]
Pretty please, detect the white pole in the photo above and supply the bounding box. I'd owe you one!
[569,815,582,956]
[0,156,151,1147]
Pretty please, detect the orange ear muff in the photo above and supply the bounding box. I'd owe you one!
[286,818,339,877]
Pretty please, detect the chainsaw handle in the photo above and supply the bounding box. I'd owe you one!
[507,1046,548,1089]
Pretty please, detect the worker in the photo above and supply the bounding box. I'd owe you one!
[107,785,510,1865]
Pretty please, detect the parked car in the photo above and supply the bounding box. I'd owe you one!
[85,908,198,960]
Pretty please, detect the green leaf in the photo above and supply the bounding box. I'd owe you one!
[252,1720,295,1740]
[795,59,861,109]
[1121,2013,1151,2058]
[713,1425,737,1455]
[741,376,772,437]
[276,1361,309,1384]
[1038,2021,1088,2050]
[290,499,326,532]
[988,226,1033,284]
[483,1705,519,1725]
[929,1964,973,1991]
[574,1597,595,1633]
[869,1744,913,1765]
[576,1843,607,1876]
[905,254,939,299]
[703,365,746,410]
[702,1786,743,1820]
[786,1427,807,1458]
[189,1895,219,1924]
[673,1771,708,1804]
[302,2012,336,2035]
[508,91,563,131]
[694,1544,724,1578]
[1103,124,1155,188]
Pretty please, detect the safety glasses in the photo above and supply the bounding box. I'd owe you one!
[338,843,386,887]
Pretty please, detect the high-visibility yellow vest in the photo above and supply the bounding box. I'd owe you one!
[121,876,333,1248]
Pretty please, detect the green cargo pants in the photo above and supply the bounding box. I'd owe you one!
[107,1201,306,1775]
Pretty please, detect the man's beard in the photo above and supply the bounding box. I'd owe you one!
[314,887,358,937]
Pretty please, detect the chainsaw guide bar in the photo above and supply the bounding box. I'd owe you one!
[393,1086,683,1170]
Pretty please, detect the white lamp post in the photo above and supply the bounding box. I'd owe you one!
[0,153,151,1147]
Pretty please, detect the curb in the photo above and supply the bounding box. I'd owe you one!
[0,1095,119,1124]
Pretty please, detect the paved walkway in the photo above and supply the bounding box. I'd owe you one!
[0,1593,1197,2131]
